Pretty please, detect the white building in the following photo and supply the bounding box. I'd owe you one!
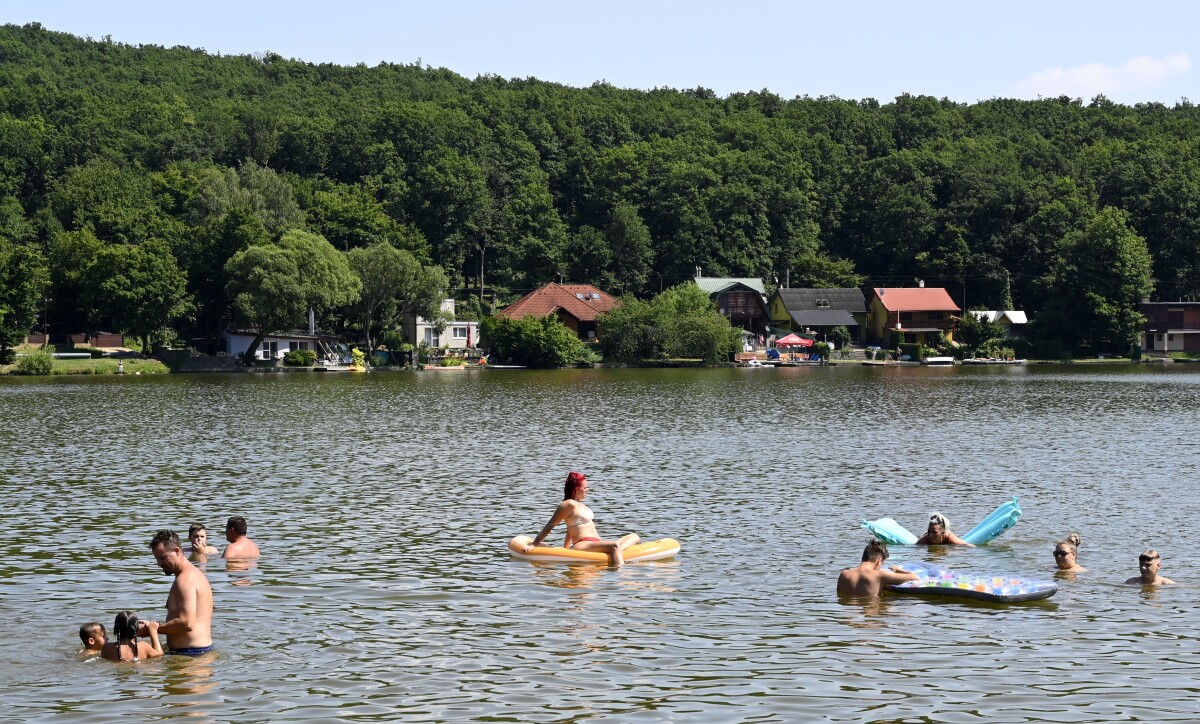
[402,299,478,350]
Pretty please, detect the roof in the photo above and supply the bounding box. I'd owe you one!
[775,288,867,313]
[496,283,618,322]
[872,287,960,312]
[788,309,859,327]
[970,310,1028,325]
[694,277,767,296]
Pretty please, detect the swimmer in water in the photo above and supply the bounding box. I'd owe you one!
[101,611,162,661]
[187,523,219,556]
[915,512,973,546]
[1052,533,1086,573]
[1125,549,1174,585]
[78,621,106,653]
[838,539,920,596]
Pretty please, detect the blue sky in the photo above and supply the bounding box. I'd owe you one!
[4,1,1197,105]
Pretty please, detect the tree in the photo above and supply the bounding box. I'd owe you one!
[597,284,740,364]
[1033,207,1153,354]
[606,202,653,295]
[84,240,192,354]
[479,313,594,368]
[346,241,447,350]
[225,230,362,363]
[0,240,50,363]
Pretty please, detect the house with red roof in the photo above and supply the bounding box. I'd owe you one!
[866,284,961,345]
[495,283,619,342]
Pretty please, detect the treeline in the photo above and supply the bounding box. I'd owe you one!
[1,22,1197,360]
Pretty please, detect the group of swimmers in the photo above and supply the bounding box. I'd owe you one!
[77,517,260,661]
[838,512,1176,596]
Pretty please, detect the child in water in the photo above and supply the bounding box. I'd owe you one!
[100,611,163,662]
[78,622,106,653]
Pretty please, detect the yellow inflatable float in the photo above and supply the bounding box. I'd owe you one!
[508,535,681,564]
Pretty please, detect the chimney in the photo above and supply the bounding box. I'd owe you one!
[308,307,316,335]
[918,279,924,288]
[695,265,702,278]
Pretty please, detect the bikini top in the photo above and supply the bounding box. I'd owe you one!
[564,504,594,528]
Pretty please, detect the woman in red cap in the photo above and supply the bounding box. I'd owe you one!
[524,471,640,565]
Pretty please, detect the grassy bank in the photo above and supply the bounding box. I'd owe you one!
[0,356,170,376]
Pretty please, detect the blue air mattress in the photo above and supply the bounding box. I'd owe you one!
[861,497,1022,546]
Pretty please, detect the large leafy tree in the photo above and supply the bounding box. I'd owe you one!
[225,230,361,363]
[597,283,740,364]
[346,241,447,350]
[84,240,192,354]
[1033,207,1154,354]
[0,240,50,363]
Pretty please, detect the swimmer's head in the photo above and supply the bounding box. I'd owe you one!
[862,539,889,563]
[564,471,587,500]
[928,512,949,533]
[188,523,208,548]
[113,611,139,645]
[1139,549,1161,576]
[79,621,106,650]
[225,516,248,538]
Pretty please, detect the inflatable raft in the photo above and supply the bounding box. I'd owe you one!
[886,560,1056,603]
[508,535,681,564]
[862,497,1022,546]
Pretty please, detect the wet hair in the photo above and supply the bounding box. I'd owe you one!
[563,472,586,500]
[148,529,182,552]
[113,611,140,662]
[188,523,206,539]
[928,512,950,531]
[226,516,247,536]
[862,539,889,562]
[79,621,105,645]
[1139,549,1161,563]
[1057,533,1081,553]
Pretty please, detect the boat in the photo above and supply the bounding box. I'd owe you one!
[962,358,1026,365]
[923,356,957,365]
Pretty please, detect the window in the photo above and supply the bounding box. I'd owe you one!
[425,328,438,346]
[452,326,468,339]
[261,341,278,359]
[1168,334,1175,342]
[296,341,309,351]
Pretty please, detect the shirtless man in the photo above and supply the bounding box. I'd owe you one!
[144,529,214,655]
[1125,549,1176,585]
[222,516,260,559]
[837,540,920,596]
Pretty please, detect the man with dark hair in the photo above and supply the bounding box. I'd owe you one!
[144,529,213,655]
[837,539,920,596]
[223,516,260,560]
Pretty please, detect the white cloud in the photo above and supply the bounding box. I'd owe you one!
[1013,54,1190,100]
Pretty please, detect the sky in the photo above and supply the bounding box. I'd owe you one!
[3,1,1198,106]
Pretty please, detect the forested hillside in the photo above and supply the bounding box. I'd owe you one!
[1,22,1197,358]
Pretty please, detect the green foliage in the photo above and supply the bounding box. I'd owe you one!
[83,239,192,354]
[956,310,1004,353]
[15,347,54,375]
[813,341,831,359]
[438,355,467,367]
[2,24,1200,356]
[283,348,317,366]
[0,240,50,363]
[597,283,741,364]
[899,342,923,361]
[829,325,852,350]
[479,313,593,368]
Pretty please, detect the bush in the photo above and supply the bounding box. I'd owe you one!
[283,349,317,366]
[438,356,467,367]
[479,313,594,368]
[830,325,852,350]
[16,348,54,375]
[899,342,923,361]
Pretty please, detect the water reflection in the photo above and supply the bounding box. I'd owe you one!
[3,366,1200,720]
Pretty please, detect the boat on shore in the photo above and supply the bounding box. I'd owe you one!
[923,356,957,365]
[962,358,1026,365]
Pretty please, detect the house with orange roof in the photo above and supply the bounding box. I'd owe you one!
[495,283,619,342]
[866,284,960,345]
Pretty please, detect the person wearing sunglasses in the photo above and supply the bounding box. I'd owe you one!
[1052,533,1086,572]
[1125,549,1175,585]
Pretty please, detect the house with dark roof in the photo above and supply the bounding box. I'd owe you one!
[693,276,770,335]
[495,283,618,342]
[1140,300,1200,353]
[768,288,867,342]
[866,285,961,345]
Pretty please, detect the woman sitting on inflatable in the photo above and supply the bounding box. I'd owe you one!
[524,472,640,566]
[915,512,974,546]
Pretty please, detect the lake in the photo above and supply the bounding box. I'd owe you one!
[2,364,1199,722]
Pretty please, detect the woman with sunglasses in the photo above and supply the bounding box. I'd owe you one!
[1052,533,1087,572]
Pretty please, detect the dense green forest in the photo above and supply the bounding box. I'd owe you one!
[1,22,1196,361]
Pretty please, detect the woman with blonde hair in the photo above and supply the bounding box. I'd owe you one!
[1052,533,1087,572]
[915,512,972,546]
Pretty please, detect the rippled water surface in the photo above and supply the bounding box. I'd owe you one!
[3,364,1199,722]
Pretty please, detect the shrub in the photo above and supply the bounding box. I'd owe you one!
[480,313,593,368]
[438,356,467,367]
[283,349,317,366]
[899,342,923,361]
[15,348,54,375]
[829,325,852,350]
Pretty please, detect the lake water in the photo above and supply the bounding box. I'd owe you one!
[2,364,1199,722]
